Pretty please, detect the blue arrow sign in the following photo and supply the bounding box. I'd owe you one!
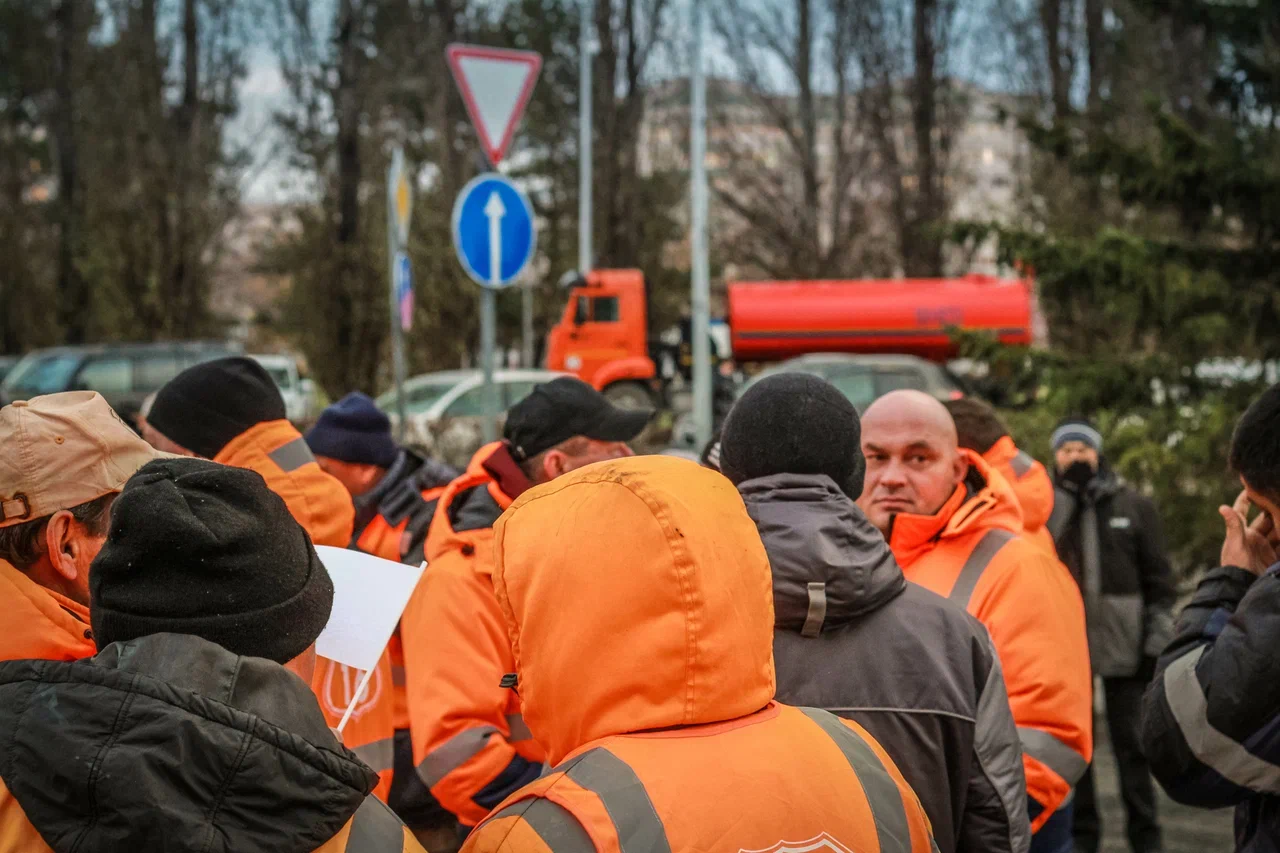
[451,173,536,289]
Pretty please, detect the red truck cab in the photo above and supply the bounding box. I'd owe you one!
[545,269,660,406]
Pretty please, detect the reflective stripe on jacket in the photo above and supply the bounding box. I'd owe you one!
[402,443,545,826]
[983,437,1057,556]
[888,451,1092,831]
[467,456,937,853]
[214,420,397,802]
[465,706,934,853]
[1,557,95,664]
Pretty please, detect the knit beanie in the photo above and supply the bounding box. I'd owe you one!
[90,458,334,664]
[1051,417,1103,453]
[719,373,865,499]
[305,392,399,469]
[147,357,287,459]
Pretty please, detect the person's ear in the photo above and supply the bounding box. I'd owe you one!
[541,450,568,482]
[952,452,969,486]
[43,510,81,583]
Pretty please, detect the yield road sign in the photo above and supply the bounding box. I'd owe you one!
[452,173,536,290]
[446,44,542,167]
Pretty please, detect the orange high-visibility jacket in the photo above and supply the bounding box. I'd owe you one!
[984,436,1057,555]
[1,558,96,664]
[215,419,397,802]
[401,444,545,827]
[463,456,937,853]
[888,451,1091,832]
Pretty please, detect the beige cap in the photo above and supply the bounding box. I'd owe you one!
[0,391,164,527]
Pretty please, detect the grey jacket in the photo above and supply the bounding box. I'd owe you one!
[741,473,1030,853]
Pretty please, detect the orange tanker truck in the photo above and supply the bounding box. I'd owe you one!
[546,269,1038,407]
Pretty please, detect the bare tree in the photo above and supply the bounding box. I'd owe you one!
[52,0,86,342]
[712,0,878,278]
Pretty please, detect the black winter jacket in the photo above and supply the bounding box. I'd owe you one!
[1143,564,1280,853]
[351,448,459,563]
[740,473,1031,853]
[1050,468,1177,677]
[0,634,413,853]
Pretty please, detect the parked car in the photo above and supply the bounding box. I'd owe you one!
[376,369,564,469]
[251,353,318,426]
[0,341,239,424]
[671,353,966,449]
[0,356,18,384]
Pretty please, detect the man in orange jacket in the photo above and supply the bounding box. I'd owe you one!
[859,390,1091,853]
[461,455,936,853]
[145,357,397,802]
[401,377,651,829]
[946,397,1057,555]
[0,391,161,664]
[306,391,460,843]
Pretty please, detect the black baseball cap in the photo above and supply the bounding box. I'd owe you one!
[504,377,654,462]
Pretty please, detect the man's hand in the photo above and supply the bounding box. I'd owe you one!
[1220,491,1280,575]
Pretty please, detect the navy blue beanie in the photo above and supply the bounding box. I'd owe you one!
[305,392,399,468]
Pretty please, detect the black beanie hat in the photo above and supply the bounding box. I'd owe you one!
[719,373,866,499]
[305,392,399,468]
[147,357,287,458]
[90,458,334,664]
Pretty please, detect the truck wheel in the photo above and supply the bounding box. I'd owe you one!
[603,381,655,411]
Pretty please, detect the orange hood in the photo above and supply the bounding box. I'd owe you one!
[491,456,776,764]
[215,420,354,548]
[889,449,1025,567]
[984,436,1054,533]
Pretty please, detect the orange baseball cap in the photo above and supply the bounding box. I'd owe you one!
[0,391,165,527]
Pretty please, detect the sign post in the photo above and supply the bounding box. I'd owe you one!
[451,174,537,440]
[447,44,541,439]
[386,147,413,442]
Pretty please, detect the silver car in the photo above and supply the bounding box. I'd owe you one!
[377,369,565,469]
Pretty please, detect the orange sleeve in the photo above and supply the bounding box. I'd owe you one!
[463,812,561,853]
[973,542,1093,826]
[402,547,538,826]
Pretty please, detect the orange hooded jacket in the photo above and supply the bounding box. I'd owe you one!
[984,436,1057,555]
[887,450,1091,832]
[400,443,546,827]
[215,419,397,802]
[1,558,96,664]
[463,456,936,853]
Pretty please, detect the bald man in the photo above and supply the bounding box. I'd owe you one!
[860,391,1092,853]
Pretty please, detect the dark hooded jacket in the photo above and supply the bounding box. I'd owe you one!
[1049,465,1176,677]
[740,473,1030,853]
[0,633,420,853]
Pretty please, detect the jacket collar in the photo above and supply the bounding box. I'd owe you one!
[0,558,95,662]
[739,473,905,633]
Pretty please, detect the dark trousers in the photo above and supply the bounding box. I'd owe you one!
[1031,798,1075,853]
[1074,677,1162,853]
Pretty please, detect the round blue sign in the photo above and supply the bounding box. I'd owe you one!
[451,173,537,289]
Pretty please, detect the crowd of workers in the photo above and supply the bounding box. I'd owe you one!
[2,354,1279,853]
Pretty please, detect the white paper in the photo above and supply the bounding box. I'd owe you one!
[315,545,426,673]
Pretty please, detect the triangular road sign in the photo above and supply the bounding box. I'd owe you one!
[446,44,542,168]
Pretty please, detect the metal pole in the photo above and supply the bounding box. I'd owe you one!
[387,154,408,443]
[579,0,593,273]
[522,282,535,367]
[480,290,497,442]
[690,0,712,450]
